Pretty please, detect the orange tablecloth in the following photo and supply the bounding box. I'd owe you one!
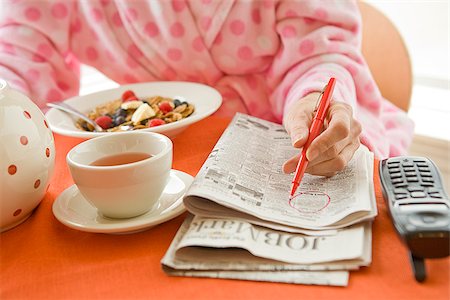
[1,116,449,299]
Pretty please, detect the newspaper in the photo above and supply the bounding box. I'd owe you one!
[162,215,372,286]
[162,113,376,286]
[183,113,377,231]
[164,270,350,286]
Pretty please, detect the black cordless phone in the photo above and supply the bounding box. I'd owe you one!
[379,156,450,282]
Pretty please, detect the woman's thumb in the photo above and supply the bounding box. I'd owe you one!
[290,125,309,148]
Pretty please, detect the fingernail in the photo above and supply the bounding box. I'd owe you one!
[292,134,303,147]
[282,162,292,174]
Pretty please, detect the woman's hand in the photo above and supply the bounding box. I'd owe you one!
[283,92,362,177]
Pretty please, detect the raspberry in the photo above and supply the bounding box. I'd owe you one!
[148,118,166,127]
[123,95,138,102]
[95,115,113,129]
[121,90,135,101]
[159,101,173,114]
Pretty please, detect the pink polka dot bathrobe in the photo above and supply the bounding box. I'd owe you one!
[0,0,414,158]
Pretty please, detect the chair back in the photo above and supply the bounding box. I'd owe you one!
[359,2,413,112]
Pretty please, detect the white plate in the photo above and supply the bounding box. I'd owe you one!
[52,170,193,234]
[45,81,222,139]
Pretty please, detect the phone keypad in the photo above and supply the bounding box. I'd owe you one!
[385,157,443,201]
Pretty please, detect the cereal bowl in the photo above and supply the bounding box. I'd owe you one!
[45,81,222,139]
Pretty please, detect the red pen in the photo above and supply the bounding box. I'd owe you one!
[289,77,336,198]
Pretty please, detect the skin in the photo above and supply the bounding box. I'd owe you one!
[282,92,362,177]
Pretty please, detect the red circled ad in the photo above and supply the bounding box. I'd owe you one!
[289,190,331,213]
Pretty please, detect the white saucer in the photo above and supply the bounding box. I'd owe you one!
[52,170,193,234]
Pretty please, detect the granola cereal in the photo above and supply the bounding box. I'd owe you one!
[76,90,195,132]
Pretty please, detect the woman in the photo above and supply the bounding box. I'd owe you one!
[0,0,414,176]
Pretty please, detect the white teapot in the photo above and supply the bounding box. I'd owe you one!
[0,80,55,232]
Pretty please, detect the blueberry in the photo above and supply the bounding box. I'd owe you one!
[113,116,125,126]
[173,99,182,107]
[114,108,127,118]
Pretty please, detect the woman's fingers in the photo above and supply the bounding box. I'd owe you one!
[306,103,352,161]
[306,140,360,176]
[306,103,362,171]
[282,100,362,176]
[287,116,310,148]
[307,138,349,165]
[282,139,359,175]
[283,92,320,148]
[282,153,301,174]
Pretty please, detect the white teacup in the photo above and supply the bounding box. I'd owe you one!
[67,132,172,219]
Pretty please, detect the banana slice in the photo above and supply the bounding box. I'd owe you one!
[121,100,143,110]
[131,103,155,124]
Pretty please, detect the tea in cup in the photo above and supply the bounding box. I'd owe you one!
[66,132,172,218]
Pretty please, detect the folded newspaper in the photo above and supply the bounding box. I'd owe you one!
[162,113,377,286]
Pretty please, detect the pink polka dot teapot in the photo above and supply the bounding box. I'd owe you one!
[0,80,55,232]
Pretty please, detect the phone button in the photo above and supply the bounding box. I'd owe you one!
[408,214,450,228]
[410,191,427,198]
[422,216,436,223]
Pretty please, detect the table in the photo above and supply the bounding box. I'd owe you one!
[1,116,449,299]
